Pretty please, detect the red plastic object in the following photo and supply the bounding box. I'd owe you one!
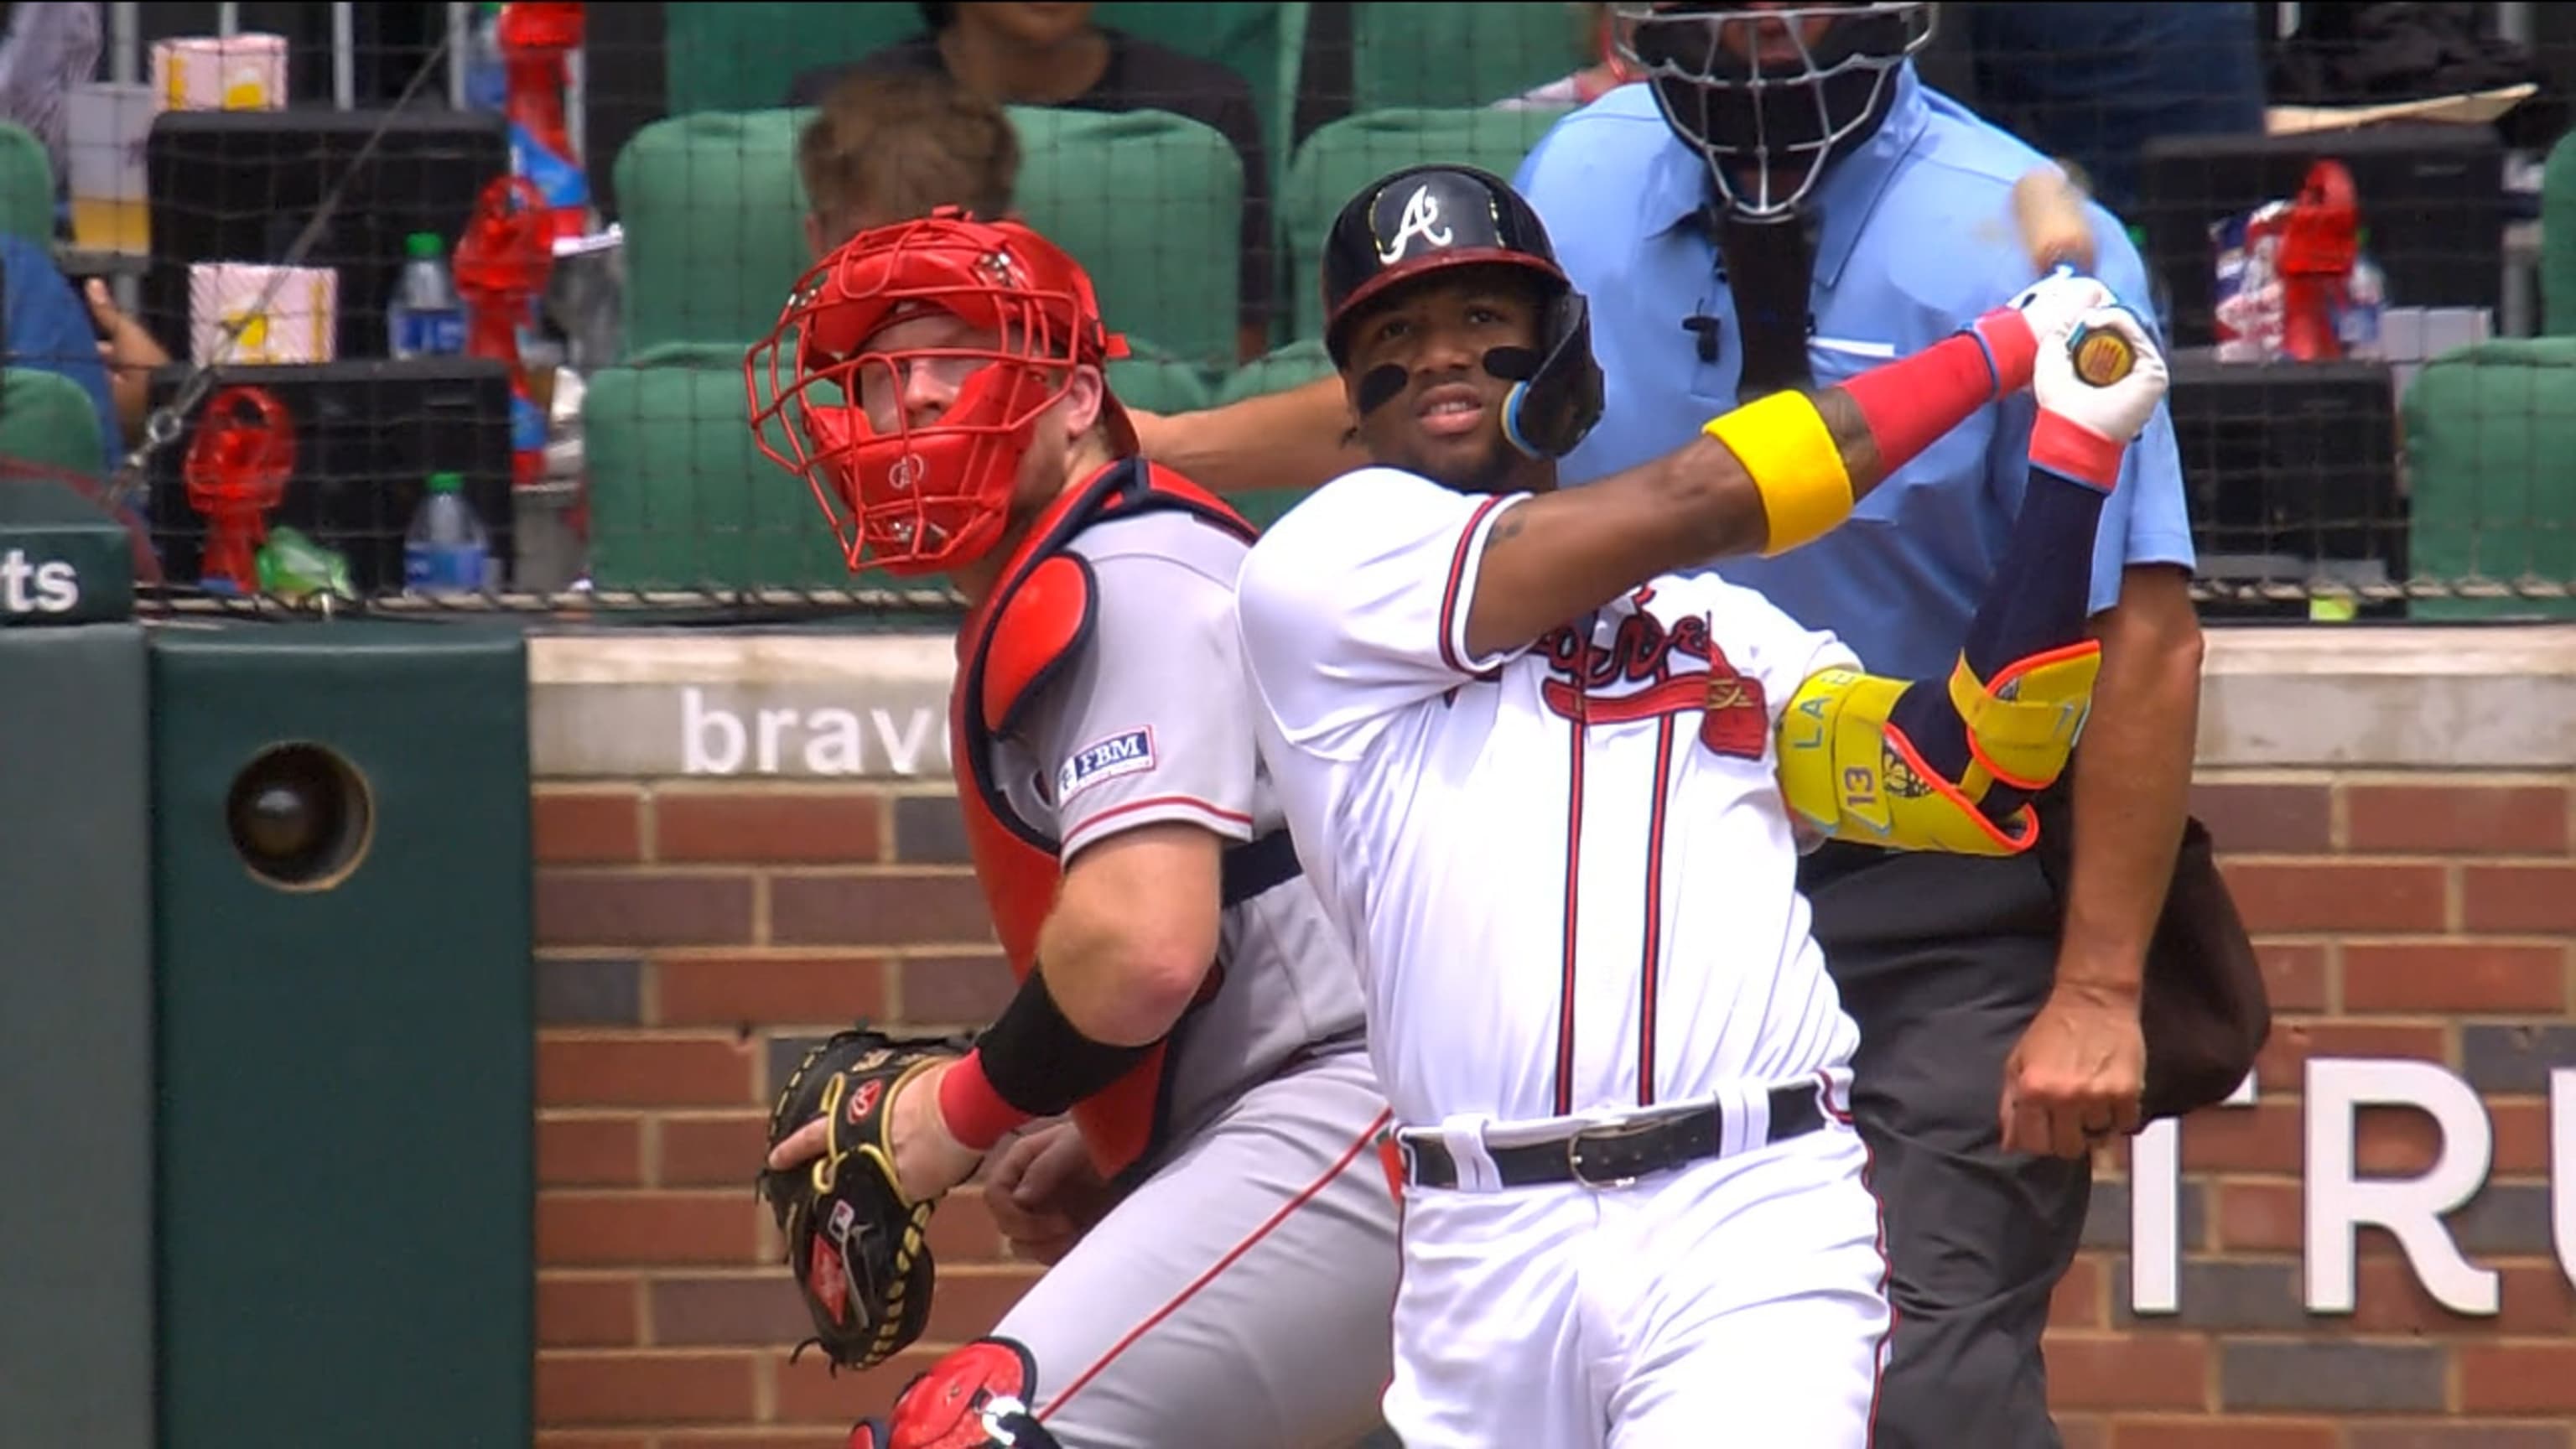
[454,172,557,487]
[496,2,588,246]
[2274,159,2360,362]
[182,386,296,595]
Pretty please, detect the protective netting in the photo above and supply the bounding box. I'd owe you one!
[25,2,2576,623]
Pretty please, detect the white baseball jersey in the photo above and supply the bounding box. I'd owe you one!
[1233,465,1867,1130]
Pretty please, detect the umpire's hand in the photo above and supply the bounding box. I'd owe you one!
[1998,980,2147,1158]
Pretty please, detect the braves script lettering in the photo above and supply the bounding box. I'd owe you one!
[1535,589,1720,727]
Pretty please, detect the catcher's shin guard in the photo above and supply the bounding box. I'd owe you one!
[882,1336,1062,1449]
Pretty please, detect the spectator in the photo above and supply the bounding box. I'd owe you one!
[0,2,103,238]
[81,276,166,442]
[3,230,121,470]
[1962,3,2269,217]
[1496,3,1639,112]
[787,3,1276,365]
[797,67,1022,259]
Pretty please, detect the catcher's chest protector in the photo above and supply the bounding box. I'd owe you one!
[948,458,1260,1180]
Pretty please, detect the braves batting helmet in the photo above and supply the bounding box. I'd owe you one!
[745,206,1137,578]
[1320,164,1604,461]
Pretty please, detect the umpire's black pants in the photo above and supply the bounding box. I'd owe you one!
[1801,841,2090,1449]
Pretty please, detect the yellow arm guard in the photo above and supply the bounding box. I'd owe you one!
[1774,641,2102,858]
[1946,641,2102,797]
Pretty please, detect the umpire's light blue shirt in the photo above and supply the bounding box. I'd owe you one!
[1514,66,2197,683]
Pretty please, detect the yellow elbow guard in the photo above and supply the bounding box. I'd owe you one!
[1702,391,1854,558]
[1776,667,2040,858]
[1947,641,2102,797]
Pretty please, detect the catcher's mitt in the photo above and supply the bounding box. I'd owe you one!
[759,1023,972,1372]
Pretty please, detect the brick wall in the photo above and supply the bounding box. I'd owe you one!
[525,767,2576,1448]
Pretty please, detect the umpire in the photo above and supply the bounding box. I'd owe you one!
[1134,5,2205,1445]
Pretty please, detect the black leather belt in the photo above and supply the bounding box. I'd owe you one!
[1394,1081,1829,1192]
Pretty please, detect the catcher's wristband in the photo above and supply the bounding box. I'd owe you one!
[936,1050,1031,1153]
[1701,391,1854,558]
[948,961,1156,1149]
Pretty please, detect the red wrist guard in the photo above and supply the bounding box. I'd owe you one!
[1966,305,2042,393]
[2029,410,2125,491]
[1838,326,2011,476]
[935,1049,1033,1152]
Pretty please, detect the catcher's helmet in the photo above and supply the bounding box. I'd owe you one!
[1321,164,1603,461]
[745,207,1136,578]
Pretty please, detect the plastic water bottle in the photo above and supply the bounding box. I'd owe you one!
[2339,231,2387,361]
[388,231,466,359]
[403,471,492,595]
[463,3,507,114]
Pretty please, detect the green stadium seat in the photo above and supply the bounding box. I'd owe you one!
[581,342,1213,595]
[582,344,852,593]
[2399,336,2576,621]
[1279,105,1573,342]
[1348,2,1595,112]
[661,1,1306,187]
[612,104,1247,371]
[0,121,52,248]
[1218,336,1334,405]
[2542,127,2574,338]
[1,368,109,479]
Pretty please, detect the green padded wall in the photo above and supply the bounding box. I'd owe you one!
[2399,338,2576,621]
[152,621,534,1449]
[0,623,153,1449]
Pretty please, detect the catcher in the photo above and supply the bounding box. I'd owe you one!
[745,208,1401,1447]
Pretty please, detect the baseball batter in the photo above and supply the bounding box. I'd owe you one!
[1232,164,2172,1447]
[749,209,1400,1448]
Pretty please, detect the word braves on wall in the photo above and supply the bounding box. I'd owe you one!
[2128,1059,2576,1316]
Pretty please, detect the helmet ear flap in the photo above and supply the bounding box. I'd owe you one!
[1494,288,1605,460]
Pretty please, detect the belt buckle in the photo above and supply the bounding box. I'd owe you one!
[1563,1117,1662,1191]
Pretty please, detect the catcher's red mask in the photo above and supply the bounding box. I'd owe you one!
[746,208,1138,577]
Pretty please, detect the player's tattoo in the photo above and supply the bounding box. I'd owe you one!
[1810,387,1887,488]
[1489,511,1529,546]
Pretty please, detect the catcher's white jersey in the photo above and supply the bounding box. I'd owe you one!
[1233,465,1867,1130]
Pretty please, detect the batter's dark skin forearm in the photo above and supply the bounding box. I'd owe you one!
[1463,388,1887,660]
[2057,565,2205,999]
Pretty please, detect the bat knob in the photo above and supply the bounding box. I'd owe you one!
[2068,322,2134,387]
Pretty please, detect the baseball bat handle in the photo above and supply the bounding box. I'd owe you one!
[2066,319,2137,387]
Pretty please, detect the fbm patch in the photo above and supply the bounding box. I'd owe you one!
[1058,728,1156,800]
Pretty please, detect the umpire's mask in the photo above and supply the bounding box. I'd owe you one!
[1613,2,1933,220]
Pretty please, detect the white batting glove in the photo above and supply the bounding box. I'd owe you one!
[1963,266,2116,396]
[2006,267,2116,353]
[2028,304,2170,491]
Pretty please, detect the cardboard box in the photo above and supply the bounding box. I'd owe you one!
[151,34,288,113]
[190,264,339,366]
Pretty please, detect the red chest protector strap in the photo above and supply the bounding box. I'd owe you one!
[948,458,1301,1180]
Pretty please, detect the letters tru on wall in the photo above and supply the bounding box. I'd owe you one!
[2130,1062,2576,1315]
